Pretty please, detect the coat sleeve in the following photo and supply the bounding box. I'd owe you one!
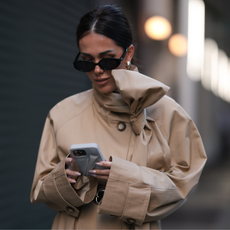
[98,107,207,226]
[30,113,97,217]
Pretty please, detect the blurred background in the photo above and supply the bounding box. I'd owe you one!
[0,0,230,229]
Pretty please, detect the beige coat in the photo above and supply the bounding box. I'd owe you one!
[31,67,207,229]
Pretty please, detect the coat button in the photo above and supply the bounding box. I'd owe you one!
[117,122,126,131]
[126,218,136,224]
[66,206,75,213]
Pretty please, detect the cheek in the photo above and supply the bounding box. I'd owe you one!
[118,59,126,70]
[109,78,117,92]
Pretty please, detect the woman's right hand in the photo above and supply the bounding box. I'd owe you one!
[65,156,81,183]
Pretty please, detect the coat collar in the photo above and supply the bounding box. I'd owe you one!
[93,66,169,117]
[93,66,171,170]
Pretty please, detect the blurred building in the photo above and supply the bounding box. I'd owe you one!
[0,0,229,228]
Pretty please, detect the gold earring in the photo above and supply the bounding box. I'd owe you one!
[125,61,131,70]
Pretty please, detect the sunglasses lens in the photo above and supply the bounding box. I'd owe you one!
[73,56,122,72]
[74,60,95,72]
[99,59,120,70]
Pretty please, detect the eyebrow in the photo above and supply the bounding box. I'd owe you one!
[80,50,115,57]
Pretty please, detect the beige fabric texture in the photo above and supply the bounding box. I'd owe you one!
[31,67,207,229]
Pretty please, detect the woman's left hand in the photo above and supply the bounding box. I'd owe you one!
[89,160,112,184]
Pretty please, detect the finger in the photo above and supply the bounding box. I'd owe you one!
[65,169,81,179]
[95,161,112,168]
[67,177,77,184]
[65,157,73,167]
[66,156,80,172]
[66,168,81,177]
[89,169,110,175]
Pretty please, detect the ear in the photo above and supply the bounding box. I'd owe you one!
[125,44,135,62]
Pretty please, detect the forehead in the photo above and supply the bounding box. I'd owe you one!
[79,32,123,54]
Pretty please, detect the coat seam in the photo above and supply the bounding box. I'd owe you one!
[146,110,168,141]
[55,102,93,135]
[109,176,178,190]
[119,183,131,220]
[52,177,78,211]
[154,120,168,141]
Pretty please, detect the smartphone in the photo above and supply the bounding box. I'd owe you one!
[70,143,105,177]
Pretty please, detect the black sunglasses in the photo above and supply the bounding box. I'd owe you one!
[73,48,128,72]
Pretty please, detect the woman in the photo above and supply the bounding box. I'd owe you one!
[31,5,207,230]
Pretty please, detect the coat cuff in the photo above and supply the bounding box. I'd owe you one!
[43,157,97,217]
[98,156,151,226]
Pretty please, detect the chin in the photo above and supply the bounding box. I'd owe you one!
[96,85,116,94]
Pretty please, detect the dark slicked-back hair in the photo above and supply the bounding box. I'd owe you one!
[76,5,133,50]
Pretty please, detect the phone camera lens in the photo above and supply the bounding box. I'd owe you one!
[72,150,86,156]
[79,150,86,155]
[73,150,80,156]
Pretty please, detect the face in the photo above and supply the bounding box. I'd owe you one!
[78,32,134,94]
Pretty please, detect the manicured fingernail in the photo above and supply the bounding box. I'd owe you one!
[74,172,81,176]
[67,158,72,162]
[89,170,96,173]
[96,162,102,166]
[90,174,97,177]
[70,179,76,183]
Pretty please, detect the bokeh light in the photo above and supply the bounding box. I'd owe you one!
[186,0,205,81]
[144,16,172,40]
[168,34,188,56]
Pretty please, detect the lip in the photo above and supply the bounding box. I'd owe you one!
[94,78,109,85]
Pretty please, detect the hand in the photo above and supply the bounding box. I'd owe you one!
[65,156,81,184]
[89,160,112,184]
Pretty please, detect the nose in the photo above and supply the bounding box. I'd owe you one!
[94,63,104,74]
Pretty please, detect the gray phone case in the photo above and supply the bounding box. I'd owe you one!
[70,143,105,177]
